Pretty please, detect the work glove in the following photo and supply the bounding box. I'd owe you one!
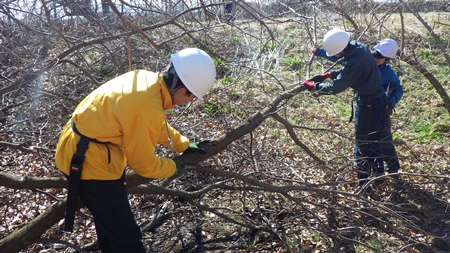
[302,80,316,91]
[184,140,209,154]
[169,160,184,179]
[386,105,395,116]
[310,72,331,83]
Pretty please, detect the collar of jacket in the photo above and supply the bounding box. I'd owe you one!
[158,74,174,111]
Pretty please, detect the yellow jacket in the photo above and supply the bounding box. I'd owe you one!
[55,70,189,180]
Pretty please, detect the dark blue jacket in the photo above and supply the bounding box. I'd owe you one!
[313,40,384,99]
[315,47,402,106]
[379,64,403,106]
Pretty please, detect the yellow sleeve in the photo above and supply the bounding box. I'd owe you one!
[122,95,188,179]
[158,121,190,152]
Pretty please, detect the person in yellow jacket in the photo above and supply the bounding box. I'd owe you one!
[55,48,216,252]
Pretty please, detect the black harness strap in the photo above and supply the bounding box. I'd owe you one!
[64,134,89,231]
[64,120,108,232]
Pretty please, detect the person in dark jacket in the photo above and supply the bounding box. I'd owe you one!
[223,1,234,22]
[311,38,403,180]
[303,28,387,192]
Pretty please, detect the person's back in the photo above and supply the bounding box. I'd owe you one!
[55,70,188,181]
[343,40,383,96]
[225,3,232,12]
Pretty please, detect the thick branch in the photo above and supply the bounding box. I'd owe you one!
[0,200,67,253]
[0,171,66,189]
[401,54,450,114]
[125,84,307,187]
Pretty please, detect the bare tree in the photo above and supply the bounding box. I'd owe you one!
[1,0,449,252]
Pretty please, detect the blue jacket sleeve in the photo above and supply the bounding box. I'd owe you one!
[381,65,403,106]
[388,81,403,106]
[314,48,340,63]
[314,64,355,95]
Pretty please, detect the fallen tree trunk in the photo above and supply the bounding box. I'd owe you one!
[0,84,307,252]
[0,199,67,253]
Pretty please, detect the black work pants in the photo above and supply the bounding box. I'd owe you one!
[77,174,146,253]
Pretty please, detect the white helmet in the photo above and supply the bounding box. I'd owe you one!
[374,38,398,59]
[170,48,216,100]
[323,29,350,56]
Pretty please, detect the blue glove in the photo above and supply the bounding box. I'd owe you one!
[184,140,209,154]
[169,161,184,179]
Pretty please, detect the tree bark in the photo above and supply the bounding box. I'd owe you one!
[0,171,67,189]
[0,199,66,253]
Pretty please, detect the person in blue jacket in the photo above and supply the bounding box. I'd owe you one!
[311,38,403,179]
[303,28,387,192]
[223,1,234,22]
[372,39,403,177]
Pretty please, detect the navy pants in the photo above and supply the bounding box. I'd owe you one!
[77,174,146,253]
[354,95,387,186]
[381,114,400,172]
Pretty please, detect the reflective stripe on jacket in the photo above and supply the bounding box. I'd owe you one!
[55,70,189,180]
